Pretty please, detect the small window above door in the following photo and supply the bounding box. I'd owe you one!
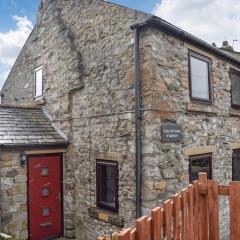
[34,66,43,97]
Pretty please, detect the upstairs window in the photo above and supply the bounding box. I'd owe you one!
[230,69,240,109]
[189,51,211,103]
[96,160,118,213]
[189,153,212,182]
[34,66,43,97]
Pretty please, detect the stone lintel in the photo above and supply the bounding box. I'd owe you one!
[183,145,216,156]
[229,109,240,117]
[184,42,216,60]
[229,143,240,150]
[25,149,66,155]
[91,151,132,162]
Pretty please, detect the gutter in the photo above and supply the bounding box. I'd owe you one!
[131,17,240,67]
[133,28,142,218]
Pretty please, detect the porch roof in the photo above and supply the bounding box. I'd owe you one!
[0,105,68,147]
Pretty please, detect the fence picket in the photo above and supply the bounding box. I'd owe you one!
[151,207,162,240]
[208,180,219,240]
[130,228,136,240]
[146,217,151,239]
[229,182,240,240]
[118,228,131,240]
[187,184,194,240]
[173,193,181,240]
[181,188,188,240]
[163,200,172,240]
[193,181,199,240]
[136,216,148,240]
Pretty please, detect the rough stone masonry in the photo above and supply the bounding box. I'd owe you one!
[1,0,240,239]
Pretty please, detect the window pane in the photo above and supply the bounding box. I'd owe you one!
[231,73,240,106]
[41,187,49,197]
[42,207,50,217]
[41,167,48,176]
[35,68,43,97]
[190,56,209,100]
[100,165,116,206]
[190,156,210,182]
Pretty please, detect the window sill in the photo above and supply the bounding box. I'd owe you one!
[187,102,218,115]
[229,108,240,117]
[34,96,45,105]
[88,206,124,227]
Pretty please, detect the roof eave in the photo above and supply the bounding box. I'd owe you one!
[131,17,240,67]
[0,141,69,149]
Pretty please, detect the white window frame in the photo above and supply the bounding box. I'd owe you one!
[34,66,43,97]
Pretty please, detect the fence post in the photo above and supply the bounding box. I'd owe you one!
[198,172,208,240]
[208,180,219,240]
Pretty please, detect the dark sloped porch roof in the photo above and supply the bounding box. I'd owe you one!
[0,105,68,147]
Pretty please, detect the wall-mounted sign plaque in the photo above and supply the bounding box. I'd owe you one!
[161,123,182,142]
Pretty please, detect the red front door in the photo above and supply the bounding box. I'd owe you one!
[28,154,63,240]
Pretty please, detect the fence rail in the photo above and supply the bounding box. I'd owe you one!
[98,172,240,240]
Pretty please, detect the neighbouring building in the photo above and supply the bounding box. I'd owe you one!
[1,0,240,239]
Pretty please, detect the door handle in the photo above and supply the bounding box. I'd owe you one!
[40,222,52,228]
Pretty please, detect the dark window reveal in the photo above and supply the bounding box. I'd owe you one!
[96,160,118,213]
[230,69,240,109]
[189,51,211,103]
[232,149,240,181]
[189,154,212,182]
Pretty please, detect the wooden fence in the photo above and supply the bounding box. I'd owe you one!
[97,172,240,240]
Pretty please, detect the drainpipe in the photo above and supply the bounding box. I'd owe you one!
[133,27,142,219]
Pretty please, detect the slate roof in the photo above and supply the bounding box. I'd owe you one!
[0,105,68,147]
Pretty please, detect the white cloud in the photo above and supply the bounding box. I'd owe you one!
[0,15,33,89]
[153,0,240,51]
[0,16,33,65]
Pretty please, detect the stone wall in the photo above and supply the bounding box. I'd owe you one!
[0,150,28,239]
[137,26,240,238]
[1,0,240,239]
[1,0,150,239]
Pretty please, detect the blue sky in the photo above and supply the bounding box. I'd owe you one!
[0,0,39,31]
[0,0,156,32]
[0,0,240,90]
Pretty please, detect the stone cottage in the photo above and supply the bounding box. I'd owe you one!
[1,0,240,239]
